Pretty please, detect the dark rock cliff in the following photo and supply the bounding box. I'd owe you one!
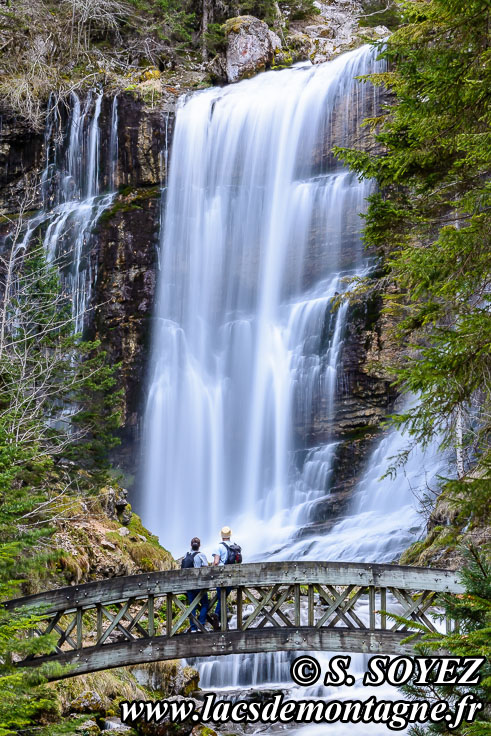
[0,107,44,214]
[91,96,175,467]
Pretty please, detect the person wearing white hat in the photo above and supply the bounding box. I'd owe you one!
[213,526,233,566]
[211,526,241,628]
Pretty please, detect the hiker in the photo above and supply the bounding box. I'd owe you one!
[181,537,209,633]
[210,526,242,629]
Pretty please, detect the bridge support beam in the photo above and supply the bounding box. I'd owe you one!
[31,628,417,680]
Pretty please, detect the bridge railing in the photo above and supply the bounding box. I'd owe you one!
[4,561,463,677]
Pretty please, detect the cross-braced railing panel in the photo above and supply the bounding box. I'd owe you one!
[4,561,463,679]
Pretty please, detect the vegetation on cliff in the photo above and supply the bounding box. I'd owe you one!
[0,235,176,732]
[337,0,491,548]
[0,0,318,128]
[0,238,176,731]
[0,230,119,731]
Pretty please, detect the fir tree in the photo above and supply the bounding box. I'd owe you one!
[399,546,490,735]
[335,0,491,525]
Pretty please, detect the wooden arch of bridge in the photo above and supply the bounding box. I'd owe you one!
[5,561,463,680]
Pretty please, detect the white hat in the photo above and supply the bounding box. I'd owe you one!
[221,526,232,538]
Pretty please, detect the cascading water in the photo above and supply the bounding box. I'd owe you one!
[196,418,448,692]
[142,45,448,734]
[142,45,382,551]
[15,91,118,332]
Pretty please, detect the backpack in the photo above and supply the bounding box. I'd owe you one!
[222,542,242,565]
[181,551,198,569]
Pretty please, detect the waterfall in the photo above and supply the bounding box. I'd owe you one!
[142,45,383,553]
[15,91,118,333]
[140,46,451,734]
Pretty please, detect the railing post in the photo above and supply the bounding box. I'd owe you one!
[76,608,83,649]
[96,604,103,642]
[237,587,243,631]
[308,585,314,627]
[148,594,155,637]
[295,584,300,627]
[369,586,376,629]
[220,588,227,631]
[166,593,173,637]
[380,588,386,629]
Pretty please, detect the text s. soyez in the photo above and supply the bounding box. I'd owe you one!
[291,655,485,688]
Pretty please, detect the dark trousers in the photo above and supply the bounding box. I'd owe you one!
[186,590,209,631]
[215,586,232,620]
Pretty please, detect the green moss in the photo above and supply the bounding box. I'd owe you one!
[339,425,379,441]
[118,184,135,196]
[130,542,167,571]
[105,512,175,572]
[0,209,38,225]
[98,187,160,224]
[37,717,89,736]
[400,525,461,566]
[272,53,293,70]
[223,17,250,35]
[128,512,164,550]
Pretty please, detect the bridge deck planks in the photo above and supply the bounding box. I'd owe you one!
[4,561,463,615]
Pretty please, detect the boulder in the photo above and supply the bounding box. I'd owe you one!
[75,720,101,735]
[71,690,106,716]
[304,23,334,39]
[224,16,280,83]
[131,660,199,696]
[207,54,227,84]
[286,32,313,62]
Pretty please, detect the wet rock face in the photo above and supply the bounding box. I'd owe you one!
[102,94,173,191]
[0,92,173,478]
[224,16,280,83]
[88,97,174,464]
[0,107,43,215]
[292,293,397,527]
[92,190,161,444]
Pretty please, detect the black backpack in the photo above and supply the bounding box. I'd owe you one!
[222,542,242,565]
[181,551,198,569]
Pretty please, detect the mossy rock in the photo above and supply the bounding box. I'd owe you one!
[272,52,293,70]
[131,660,199,696]
[98,187,160,224]
[75,720,101,735]
[54,668,152,718]
[222,15,256,35]
[400,525,461,566]
[106,511,176,572]
[71,690,106,716]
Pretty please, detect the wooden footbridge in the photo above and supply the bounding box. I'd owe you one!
[5,561,463,680]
